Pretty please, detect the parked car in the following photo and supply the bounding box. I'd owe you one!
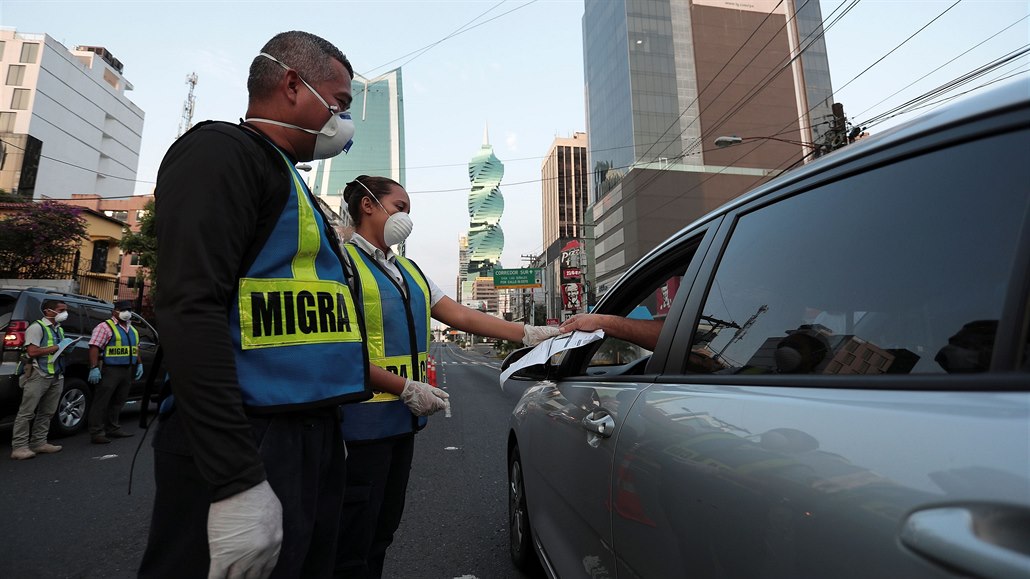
[0,288,162,437]
[504,79,1030,579]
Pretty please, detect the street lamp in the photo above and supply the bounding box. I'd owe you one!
[714,135,821,150]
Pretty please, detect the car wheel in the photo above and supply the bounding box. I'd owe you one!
[50,378,89,437]
[509,446,541,573]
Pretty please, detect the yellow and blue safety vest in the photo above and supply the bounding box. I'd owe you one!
[227,144,371,410]
[102,319,139,366]
[341,244,431,441]
[35,320,66,375]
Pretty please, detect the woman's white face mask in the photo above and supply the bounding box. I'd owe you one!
[369,192,413,247]
[245,53,355,161]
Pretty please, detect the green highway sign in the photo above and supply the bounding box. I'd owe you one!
[492,268,543,289]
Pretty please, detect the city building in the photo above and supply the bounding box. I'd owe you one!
[456,234,469,305]
[310,68,404,220]
[461,127,505,308]
[540,132,589,320]
[0,201,125,301]
[0,29,144,199]
[583,0,834,294]
[62,193,152,301]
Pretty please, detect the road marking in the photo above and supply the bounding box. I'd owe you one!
[93,454,118,460]
[444,446,461,451]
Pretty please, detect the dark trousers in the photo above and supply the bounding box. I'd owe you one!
[138,409,347,579]
[334,434,415,579]
[88,364,132,435]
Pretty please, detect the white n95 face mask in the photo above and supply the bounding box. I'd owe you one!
[365,189,413,246]
[118,310,132,322]
[53,311,69,323]
[245,53,355,160]
[383,211,414,247]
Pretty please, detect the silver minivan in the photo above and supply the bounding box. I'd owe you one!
[505,79,1030,579]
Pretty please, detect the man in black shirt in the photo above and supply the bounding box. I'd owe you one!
[139,31,369,579]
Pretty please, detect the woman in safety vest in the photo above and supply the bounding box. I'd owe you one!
[334,175,559,578]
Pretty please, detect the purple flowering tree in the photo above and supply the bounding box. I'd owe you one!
[0,201,88,279]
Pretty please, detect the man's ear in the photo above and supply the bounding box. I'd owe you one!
[282,69,303,105]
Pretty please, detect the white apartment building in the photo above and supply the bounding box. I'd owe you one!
[0,29,144,199]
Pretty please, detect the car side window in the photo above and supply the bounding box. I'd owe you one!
[689,130,1029,375]
[579,235,704,373]
[133,314,157,345]
[59,304,89,336]
[84,306,113,336]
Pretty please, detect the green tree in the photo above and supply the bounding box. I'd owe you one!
[0,201,88,278]
[119,199,157,298]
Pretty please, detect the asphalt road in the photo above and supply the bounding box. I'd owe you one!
[0,343,539,579]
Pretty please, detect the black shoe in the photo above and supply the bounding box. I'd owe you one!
[91,435,111,444]
[106,430,134,439]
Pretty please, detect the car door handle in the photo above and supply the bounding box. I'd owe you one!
[900,506,1030,579]
[581,410,615,438]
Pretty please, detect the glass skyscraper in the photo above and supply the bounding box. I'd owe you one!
[583,0,834,293]
[310,68,405,218]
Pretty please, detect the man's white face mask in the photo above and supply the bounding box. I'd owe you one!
[245,52,355,161]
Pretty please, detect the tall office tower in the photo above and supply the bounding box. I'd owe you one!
[464,127,505,297]
[457,234,469,304]
[0,30,144,199]
[540,132,589,319]
[310,68,404,219]
[583,0,834,294]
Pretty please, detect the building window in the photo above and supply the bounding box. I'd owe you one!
[0,112,15,132]
[11,88,31,110]
[19,43,40,64]
[0,41,5,60]
[130,254,139,266]
[6,64,25,86]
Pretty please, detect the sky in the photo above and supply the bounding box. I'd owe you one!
[2,0,1028,306]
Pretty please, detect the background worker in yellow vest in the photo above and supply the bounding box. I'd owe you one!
[334,176,560,578]
[87,299,142,444]
[10,299,74,460]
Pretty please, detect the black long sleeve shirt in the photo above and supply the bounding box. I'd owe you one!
[154,121,299,500]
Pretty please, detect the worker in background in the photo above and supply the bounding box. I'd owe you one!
[87,299,142,444]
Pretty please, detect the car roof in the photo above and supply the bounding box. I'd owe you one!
[1,287,114,308]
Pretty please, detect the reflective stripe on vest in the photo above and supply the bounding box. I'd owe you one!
[341,244,431,441]
[102,319,138,366]
[227,146,370,410]
[35,320,66,375]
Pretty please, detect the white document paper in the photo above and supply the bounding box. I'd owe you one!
[54,336,84,359]
[499,330,605,387]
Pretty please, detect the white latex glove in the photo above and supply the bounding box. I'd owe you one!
[522,324,560,346]
[207,480,283,579]
[401,379,450,417]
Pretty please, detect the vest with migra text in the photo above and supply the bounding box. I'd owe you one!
[341,243,432,441]
[102,319,138,366]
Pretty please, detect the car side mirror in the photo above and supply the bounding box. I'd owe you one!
[501,346,551,381]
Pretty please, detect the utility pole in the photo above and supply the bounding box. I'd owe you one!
[520,253,537,324]
[177,72,198,138]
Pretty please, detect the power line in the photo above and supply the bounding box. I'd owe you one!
[362,1,538,76]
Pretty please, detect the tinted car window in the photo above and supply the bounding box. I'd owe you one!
[59,303,90,335]
[84,305,113,335]
[0,293,17,328]
[689,129,1029,375]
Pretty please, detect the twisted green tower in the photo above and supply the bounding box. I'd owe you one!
[467,127,504,280]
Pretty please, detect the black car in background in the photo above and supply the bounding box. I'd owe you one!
[0,288,161,437]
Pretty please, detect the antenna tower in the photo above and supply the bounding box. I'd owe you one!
[177,72,199,138]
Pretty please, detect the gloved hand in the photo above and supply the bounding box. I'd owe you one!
[400,379,450,417]
[135,364,144,381]
[522,324,560,346]
[58,337,74,350]
[207,480,283,579]
[88,367,102,384]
